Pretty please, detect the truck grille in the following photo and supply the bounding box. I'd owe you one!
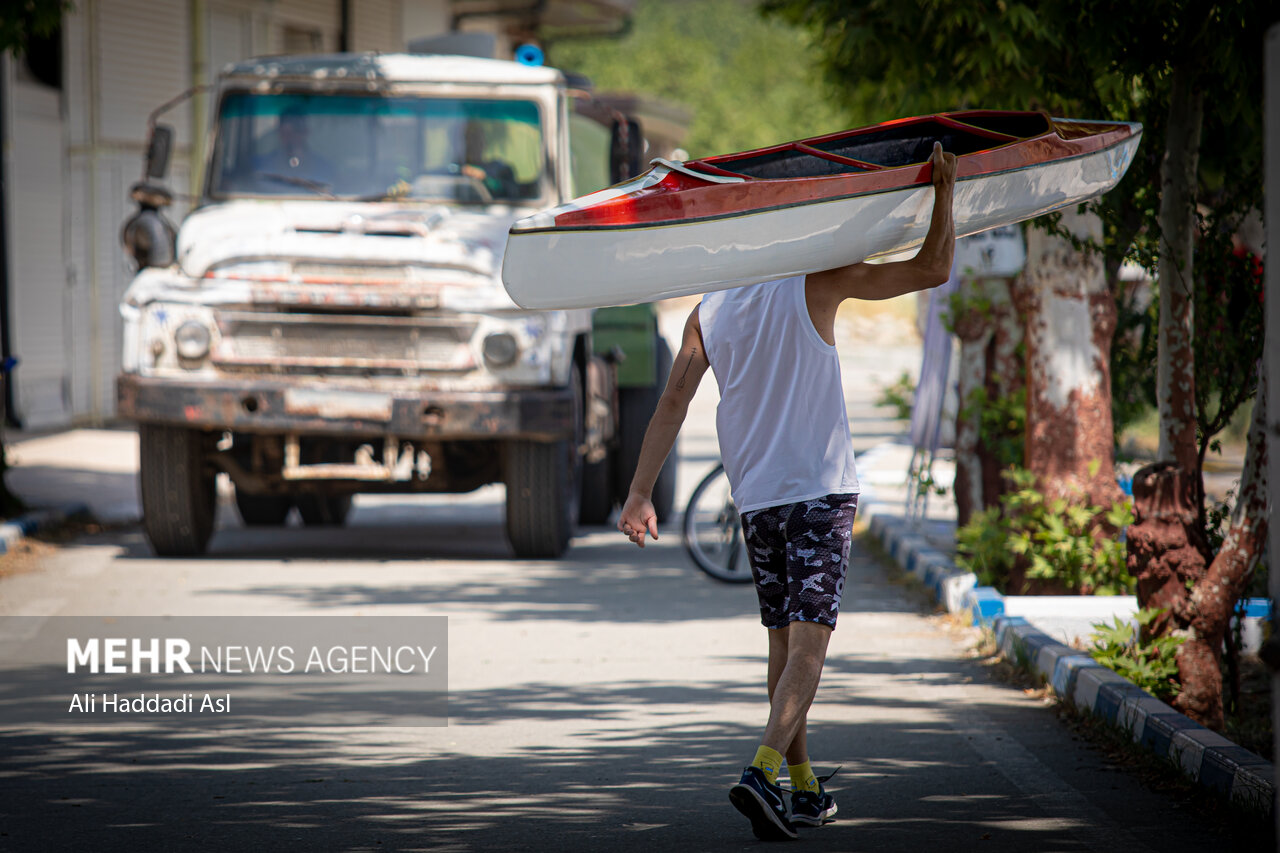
[212,311,476,372]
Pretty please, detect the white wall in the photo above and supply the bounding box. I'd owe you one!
[402,0,451,48]
[4,61,71,427]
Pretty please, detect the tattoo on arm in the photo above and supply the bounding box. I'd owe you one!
[675,347,697,390]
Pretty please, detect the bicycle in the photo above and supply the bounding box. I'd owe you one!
[682,462,754,583]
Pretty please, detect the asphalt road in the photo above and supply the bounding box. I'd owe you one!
[0,337,1264,852]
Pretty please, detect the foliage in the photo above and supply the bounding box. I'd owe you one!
[1193,220,1265,464]
[960,384,1025,470]
[1109,277,1159,442]
[943,283,1025,471]
[760,0,1272,490]
[546,0,851,158]
[0,0,69,56]
[875,370,914,422]
[956,467,1134,595]
[1089,608,1185,703]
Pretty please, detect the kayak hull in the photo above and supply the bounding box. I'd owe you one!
[503,117,1141,310]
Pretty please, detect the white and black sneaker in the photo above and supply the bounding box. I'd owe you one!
[729,766,798,841]
[790,767,841,827]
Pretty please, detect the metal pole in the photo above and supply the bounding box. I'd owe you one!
[0,57,19,427]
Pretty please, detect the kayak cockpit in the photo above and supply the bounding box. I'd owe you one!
[690,111,1054,180]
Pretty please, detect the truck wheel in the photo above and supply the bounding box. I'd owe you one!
[578,453,615,525]
[296,494,353,527]
[506,367,582,557]
[139,423,216,557]
[235,491,293,526]
[615,335,678,522]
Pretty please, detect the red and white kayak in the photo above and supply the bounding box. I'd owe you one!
[502,111,1141,309]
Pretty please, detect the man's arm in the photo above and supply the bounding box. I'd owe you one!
[617,306,711,547]
[807,141,958,303]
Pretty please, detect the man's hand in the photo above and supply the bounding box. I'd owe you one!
[618,492,659,548]
[930,141,957,191]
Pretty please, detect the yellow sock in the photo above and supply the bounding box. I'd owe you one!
[751,745,784,783]
[790,759,820,793]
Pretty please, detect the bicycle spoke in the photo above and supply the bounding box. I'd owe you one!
[683,463,753,583]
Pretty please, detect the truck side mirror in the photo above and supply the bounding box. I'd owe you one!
[145,124,174,180]
[610,118,644,183]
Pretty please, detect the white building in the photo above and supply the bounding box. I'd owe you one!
[1,0,633,428]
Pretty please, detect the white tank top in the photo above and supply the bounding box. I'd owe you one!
[698,276,860,514]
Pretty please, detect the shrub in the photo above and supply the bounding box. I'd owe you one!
[955,467,1135,594]
[1089,608,1185,703]
[875,370,915,422]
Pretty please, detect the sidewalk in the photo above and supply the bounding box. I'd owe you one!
[853,438,1276,812]
[5,426,141,523]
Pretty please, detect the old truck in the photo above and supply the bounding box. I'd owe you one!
[118,51,676,559]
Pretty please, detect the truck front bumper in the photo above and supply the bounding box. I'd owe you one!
[117,374,574,440]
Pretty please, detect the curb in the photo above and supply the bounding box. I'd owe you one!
[0,504,92,555]
[995,615,1275,810]
[858,494,1277,812]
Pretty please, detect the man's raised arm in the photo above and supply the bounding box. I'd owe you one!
[808,141,957,303]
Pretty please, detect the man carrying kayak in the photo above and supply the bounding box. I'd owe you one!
[617,141,957,840]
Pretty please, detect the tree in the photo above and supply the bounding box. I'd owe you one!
[1010,209,1122,509]
[764,0,1273,727]
[761,0,1139,503]
[546,0,849,158]
[949,274,1023,525]
[0,0,68,57]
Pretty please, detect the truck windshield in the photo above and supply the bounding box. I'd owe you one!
[209,92,545,204]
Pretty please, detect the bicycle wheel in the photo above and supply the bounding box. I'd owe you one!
[683,463,754,584]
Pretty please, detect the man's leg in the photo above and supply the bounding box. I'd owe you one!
[765,626,809,768]
[731,508,802,839]
[761,621,831,758]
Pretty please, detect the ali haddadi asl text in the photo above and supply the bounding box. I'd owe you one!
[68,692,230,714]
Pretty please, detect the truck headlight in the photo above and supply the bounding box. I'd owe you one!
[175,321,212,361]
[482,331,519,367]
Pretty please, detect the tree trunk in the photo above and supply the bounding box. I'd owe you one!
[1129,62,1219,722]
[1155,66,1205,489]
[952,278,992,527]
[1010,210,1122,508]
[1173,376,1269,729]
[1127,463,1212,638]
[984,280,1023,508]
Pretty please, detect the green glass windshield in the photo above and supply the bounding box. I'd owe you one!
[209,92,545,203]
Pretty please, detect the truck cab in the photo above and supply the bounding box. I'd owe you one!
[118,52,674,558]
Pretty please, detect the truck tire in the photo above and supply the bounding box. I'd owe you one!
[506,367,582,557]
[235,492,293,526]
[615,335,678,522]
[139,423,216,557]
[578,453,615,525]
[296,494,353,527]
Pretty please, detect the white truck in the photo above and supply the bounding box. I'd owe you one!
[118,52,675,559]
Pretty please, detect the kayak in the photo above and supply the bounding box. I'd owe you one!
[501,110,1141,310]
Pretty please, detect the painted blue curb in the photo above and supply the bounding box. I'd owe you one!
[967,587,1005,624]
[0,504,92,555]
[993,614,1275,810]
[859,491,1275,813]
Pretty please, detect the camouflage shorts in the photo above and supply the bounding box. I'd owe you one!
[741,494,858,630]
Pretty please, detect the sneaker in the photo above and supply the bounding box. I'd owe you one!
[790,767,841,827]
[729,765,798,841]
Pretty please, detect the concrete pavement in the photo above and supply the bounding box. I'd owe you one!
[0,310,1269,851]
